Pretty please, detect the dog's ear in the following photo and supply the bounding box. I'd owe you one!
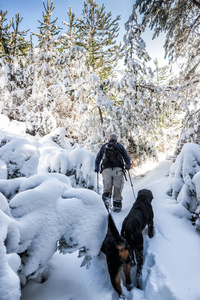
[108,213,120,241]
[149,190,154,201]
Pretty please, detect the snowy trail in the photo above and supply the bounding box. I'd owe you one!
[21,161,200,300]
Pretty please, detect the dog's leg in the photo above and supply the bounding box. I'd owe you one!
[148,211,154,238]
[110,267,123,297]
[148,222,154,238]
[135,245,143,289]
[107,261,124,298]
[123,262,133,291]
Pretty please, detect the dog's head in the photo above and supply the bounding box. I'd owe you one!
[117,239,131,261]
[137,189,153,202]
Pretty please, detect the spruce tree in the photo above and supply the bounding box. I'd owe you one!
[0,10,11,58]
[75,0,121,81]
[59,6,77,52]
[33,0,61,50]
[0,10,29,60]
[134,0,200,77]
[10,13,30,59]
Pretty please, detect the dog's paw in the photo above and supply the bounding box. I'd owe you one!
[119,292,127,299]
[135,281,143,290]
[126,282,134,291]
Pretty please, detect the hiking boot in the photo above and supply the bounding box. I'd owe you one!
[102,193,112,211]
[112,199,122,212]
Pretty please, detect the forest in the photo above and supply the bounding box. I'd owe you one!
[1,1,200,299]
[0,0,199,164]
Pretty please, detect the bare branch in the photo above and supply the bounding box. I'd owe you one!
[191,0,200,9]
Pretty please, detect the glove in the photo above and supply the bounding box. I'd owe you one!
[125,165,130,170]
[94,167,99,173]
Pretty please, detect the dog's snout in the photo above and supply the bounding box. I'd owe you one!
[117,245,130,261]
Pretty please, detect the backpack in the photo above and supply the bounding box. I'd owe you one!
[102,142,123,169]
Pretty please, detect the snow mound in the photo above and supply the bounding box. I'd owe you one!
[168,143,200,228]
[39,128,97,190]
[0,132,39,179]
[2,173,107,287]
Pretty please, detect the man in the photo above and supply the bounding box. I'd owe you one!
[95,133,131,212]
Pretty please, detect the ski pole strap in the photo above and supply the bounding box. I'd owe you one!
[122,169,128,181]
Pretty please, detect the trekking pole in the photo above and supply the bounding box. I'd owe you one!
[97,172,100,194]
[122,169,128,181]
[128,169,136,200]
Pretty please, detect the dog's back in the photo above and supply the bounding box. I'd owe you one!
[121,189,154,289]
[101,213,133,297]
[123,189,154,232]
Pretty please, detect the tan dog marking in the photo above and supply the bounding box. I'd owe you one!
[117,245,129,261]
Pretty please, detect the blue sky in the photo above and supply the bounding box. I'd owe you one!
[0,0,166,65]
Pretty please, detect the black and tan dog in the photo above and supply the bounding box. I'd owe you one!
[121,189,154,289]
[101,213,135,298]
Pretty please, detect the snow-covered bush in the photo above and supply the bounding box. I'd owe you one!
[0,172,107,298]
[39,128,97,190]
[167,143,200,230]
[0,193,21,300]
[0,121,108,299]
[0,132,39,179]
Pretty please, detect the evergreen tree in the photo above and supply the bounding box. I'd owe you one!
[0,10,11,57]
[75,0,121,80]
[0,12,28,122]
[0,10,29,60]
[134,0,200,77]
[33,0,61,50]
[59,6,77,52]
[10,13,30,59]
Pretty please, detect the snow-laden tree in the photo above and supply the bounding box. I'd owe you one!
[174,108,200,156]
[59,6,77,52]
[0,10,30,61]
[0,10,30,123]
[0,10,11,58]
[9,13,30,59]
[134,0,200,76]
[75,0,122,81]
[104,8,166,163]
[167,142,200,231]
[166,71,200,157]
[0,55,28,123]
[133,0,200,157]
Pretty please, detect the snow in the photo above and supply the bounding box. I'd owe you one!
[0,117,200,300]
[20,160,200,300]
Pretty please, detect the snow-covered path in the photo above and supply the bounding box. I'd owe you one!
[21,161,200,300]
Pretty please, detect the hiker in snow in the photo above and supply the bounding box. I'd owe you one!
[95,133,131,212]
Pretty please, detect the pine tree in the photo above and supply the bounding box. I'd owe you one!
[0,10,29,60]
[33,0,61,50]
[59,6,77,52]
[75,0,121,81]
[0,10,11,57]
[0,12,29,121]
[10,13,30,59]
[134,0,200,78]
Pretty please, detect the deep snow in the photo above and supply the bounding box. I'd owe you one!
[21,160,200,300]
[1,115,200,300]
